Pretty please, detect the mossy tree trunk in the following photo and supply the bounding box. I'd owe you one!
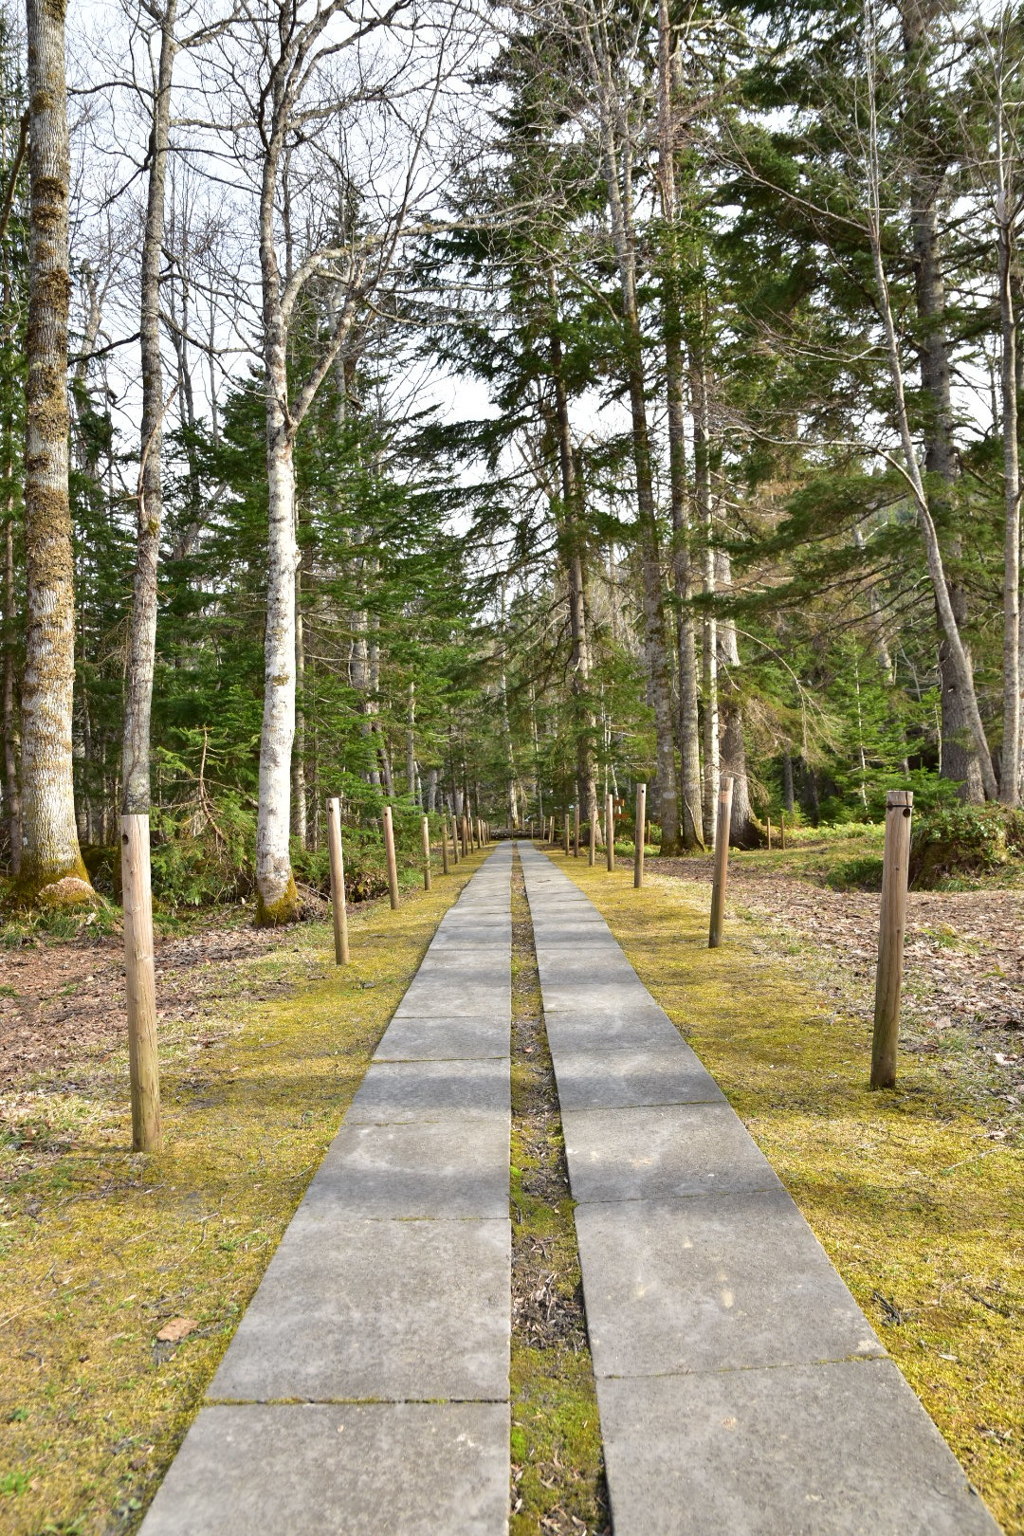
[19,0,89,898]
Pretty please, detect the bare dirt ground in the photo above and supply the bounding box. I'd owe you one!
[653,854,1024,1121]
[0,919,310,1096]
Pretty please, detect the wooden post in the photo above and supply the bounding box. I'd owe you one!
[421,814,432,890]
[634,783,647,888]
[870,790,914,1089]
[441,816,450,875]
[382,805,400,910]
[120,813,162,1152]
[563,811,571,854]
[708,775,734,948]
[326,797,350,965]
[573,804,580,858]
[606,792,614,872]
[766,816,772,851]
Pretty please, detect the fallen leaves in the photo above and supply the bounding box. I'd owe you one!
[154,1317,198,1344]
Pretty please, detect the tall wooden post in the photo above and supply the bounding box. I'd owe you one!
[441,817,450,875]
[421,814,432,890]
[708,775,734,948]
[382,805,400,910]
[326,797,350,965]
[634,783,647,888]
[766,816,772,851]
[606,793,614,872]
[573,804,581,858]
[120,814,162,1152]
[870,790,914,1089]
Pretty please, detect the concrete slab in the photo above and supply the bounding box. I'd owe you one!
[347,1058,509,1124]
[544,1004,683,1055]
[539,979,659,1015]
[562,1102,780,1203]
[139,1402,511,1536]
[415,949,510,982]
[304,1118,510,1218]
[574,1189,884,1379]
[208,1215,510,1403]
[596,1362,1001,1536]
[373,1013,508,1061]
[393,974,511,1019]
[552,1043,725,1111]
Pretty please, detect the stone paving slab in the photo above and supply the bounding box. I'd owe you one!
[373,1012,509,1061]
[393,973,512,1019]
[208,1212,511,1404]
[562,1102,781,1203]
[538,978,658,1015]
[552,1044,725,1111]
[574,1190,883,1379]
[596,1362,1001,1536]
[139,1402,511,1536]
[303,1118,510,1218]
[347,1057,510,1123]
[543,1003,683,1054]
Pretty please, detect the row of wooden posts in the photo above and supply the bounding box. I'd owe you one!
[543,777,914,1094]
[121,780,913,1155]
[122,805,494,1155]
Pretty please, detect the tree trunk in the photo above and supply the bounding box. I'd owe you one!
[19,0,89,897]
[292,535,307,848]
[782,752,795,813]
[122,0,176,815]
[717,551,760,847]
[656,0,702,849]
[694,347,719,844]
[2,501,20,873]
[997,160,1021,804]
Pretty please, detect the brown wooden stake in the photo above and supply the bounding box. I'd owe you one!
[120,813,162,1152]
[441,817,450,875]
[326,797,350,965]
[870,789,914,1089]
[382,805,400,910]
[606,792,614,872]
[421,814,432,890]
[634,783,647,888]
[573,804,580,858]
[766,816,772,851]
[708,775,734,948]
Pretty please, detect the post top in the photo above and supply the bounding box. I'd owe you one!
[886,789,913,807]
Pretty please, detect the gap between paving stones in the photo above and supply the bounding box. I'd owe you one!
[507,851,609,1536]
[519,840,1004,1536]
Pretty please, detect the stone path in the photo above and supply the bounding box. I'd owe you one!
[519,842,1002,1536]
[140,845,514,1536]
[140,840,1003,1535]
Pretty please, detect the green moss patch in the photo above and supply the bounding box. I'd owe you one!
[551,853,1024,1536]
[0,855,487,1536]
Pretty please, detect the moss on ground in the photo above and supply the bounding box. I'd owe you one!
[549,850,1024,1536]
[0,854,487,1536]
[509,861,607,1535]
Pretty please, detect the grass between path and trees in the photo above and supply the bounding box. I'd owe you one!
[552,848,1024,1536]
[0,852,487,1536]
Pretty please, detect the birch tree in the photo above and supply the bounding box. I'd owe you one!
[19,0,91,896]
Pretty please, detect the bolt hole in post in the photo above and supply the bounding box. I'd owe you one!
[633,783,647,889]
[382,805,400,910]
[421,814,432,890]
[121,814,162,1151]
[870,790,913,1089]
[708,775,734,948]
[326,797,350,965]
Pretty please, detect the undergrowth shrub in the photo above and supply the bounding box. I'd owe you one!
[909,804,1024,887]
[825,855,885,891]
